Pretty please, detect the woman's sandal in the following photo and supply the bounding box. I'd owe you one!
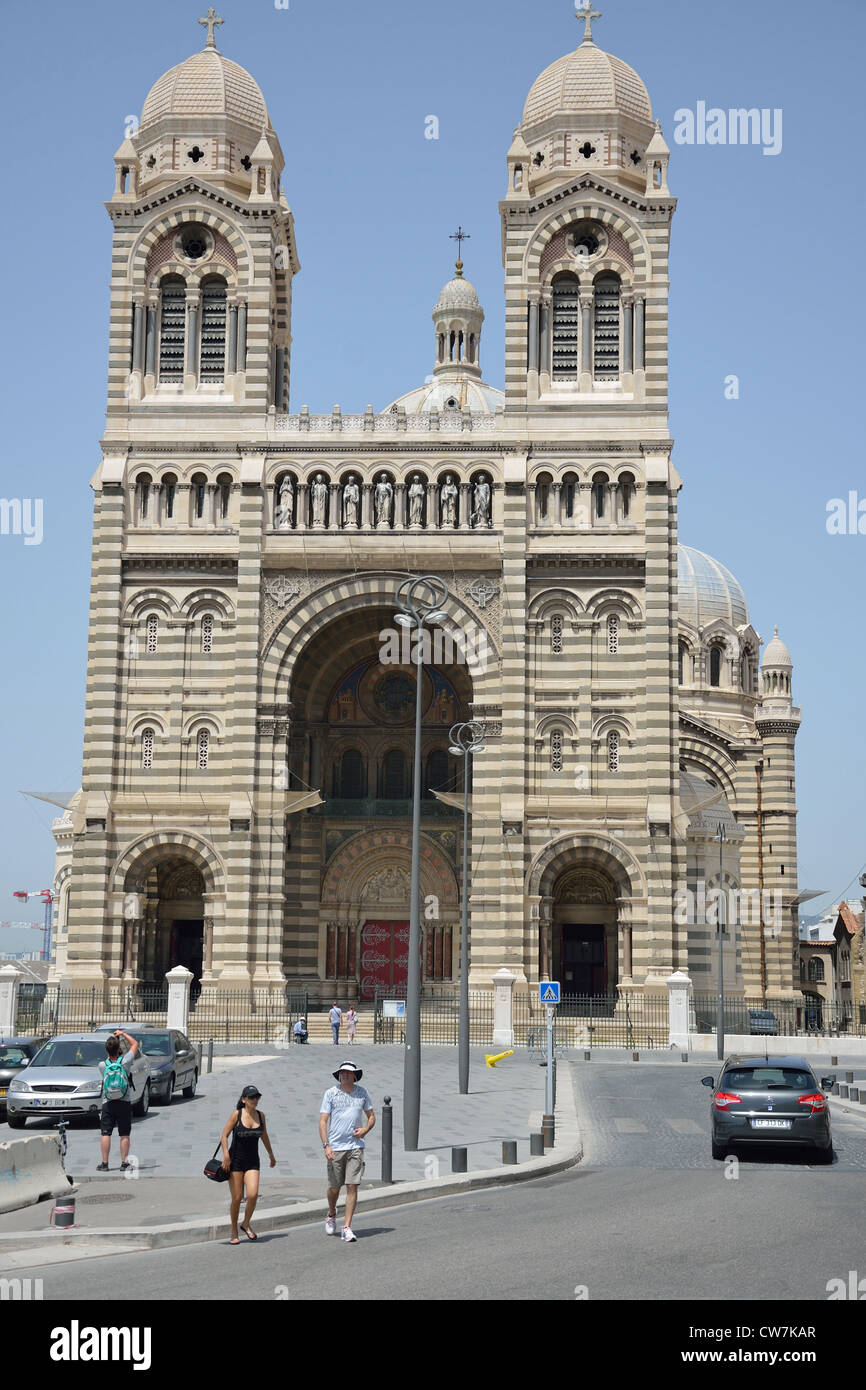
[241,1225,258,1241]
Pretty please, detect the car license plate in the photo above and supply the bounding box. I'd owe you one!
[751,1118,791,1129]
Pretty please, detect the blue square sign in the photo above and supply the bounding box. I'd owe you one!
[539,981,560,1004]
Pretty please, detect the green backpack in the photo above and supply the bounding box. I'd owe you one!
[102,1056,130,1100]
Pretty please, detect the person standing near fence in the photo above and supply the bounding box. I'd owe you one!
[96,1030,140,1172]
[320,1061,374,1243]
[328,1001,342,1045]
[344,1007,357,1044]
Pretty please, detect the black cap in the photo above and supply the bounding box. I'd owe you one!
[241,1085,262,1098]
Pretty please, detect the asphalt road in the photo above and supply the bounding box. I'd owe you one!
[11,1061,866,1301]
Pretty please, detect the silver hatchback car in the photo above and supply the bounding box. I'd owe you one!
[703,1054,835,1162]
[5,1032,152,1128]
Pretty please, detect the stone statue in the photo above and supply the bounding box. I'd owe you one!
[440,473,458,528]
[472,476,491,528]
[276,475,294,530]
[408,474,425,527]
[342,475,360,527]
[310,473,328,527]
[374,472,393,528]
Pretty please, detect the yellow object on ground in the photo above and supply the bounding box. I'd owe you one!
[485,1049,514,1068]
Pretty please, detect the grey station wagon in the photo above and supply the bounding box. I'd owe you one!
[703,1054,834,1162]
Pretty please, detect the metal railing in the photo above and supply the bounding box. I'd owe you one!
[187,988,309,1044]
[372,985,493,1044]
[692,994,866,1039]
[515,991,669,1050]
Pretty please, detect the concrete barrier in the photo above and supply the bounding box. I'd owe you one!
[0,1136,76,1215]
[687,1033,866,1057]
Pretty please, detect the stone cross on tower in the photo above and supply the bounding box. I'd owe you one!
[450,226,470,275]
[198,7,224,49]
[575,2,602,43]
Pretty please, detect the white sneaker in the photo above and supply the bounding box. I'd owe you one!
[341,1227,357,1242]
[325,1216,336,1236]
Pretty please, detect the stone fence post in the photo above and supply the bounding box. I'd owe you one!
[0,965,23,1035]
[165,965,194,1033]
[667,970,692,1050]
[492,967,517,1049]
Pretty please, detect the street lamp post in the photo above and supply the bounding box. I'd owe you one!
[715,820,728,1062]
[448,720,485,1095]
[395,575,449,1151]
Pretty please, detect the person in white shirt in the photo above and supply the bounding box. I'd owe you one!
[319,1061,375,1242]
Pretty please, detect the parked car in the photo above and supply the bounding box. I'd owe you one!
[0,1037,43,1115]
[94,1024,197,1104]
[5,1032,152,1128]
[702,1054,834,1162]
[748,1009,779,1035]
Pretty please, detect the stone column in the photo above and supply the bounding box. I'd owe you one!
[527,298,539,399]
[185,292,199,390]
[296,482,307,532]
[667,970,692,1050]
[144,296,158,385]
[427,482,438,527]
[362,483,373,529]
[580,291,593,388]
[539,299,550,390]
[237,301,248,371]
[166,965,194,1032]
[395,481,406,529]
[622,292,634,375]
[634,297,645,371]
[0,964,22,1034]
[227,302,239,374]
[553,482,562,528]
[459,482,471,530]
[132,301,145,374]
[329,481,340,528]
[492,967,517,1049]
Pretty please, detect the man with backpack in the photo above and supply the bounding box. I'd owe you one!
[96,1030,140,1171]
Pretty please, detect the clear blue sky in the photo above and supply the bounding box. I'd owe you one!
[0,0,863,956]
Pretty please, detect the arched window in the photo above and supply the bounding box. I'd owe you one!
[709,646,722,687]
[197,728,210,769]
[535,474,551,522]
[146,615,158,653]
[807,956,825,983]
[201,614,213,654]
[191,472,207,522]
[217,473,232,521]
[607,614,619,654]
[551,729,563,773]
[136,474,152,524]
[382,750,406,800]
[340,749,364,799]
[425,748,449,798]
[592,472,608,521]
[607,730,619,772]
[593,275,621,379]
[551,614,563,654]
[551,272,580,380]
[162,473,177,520]
[678,641,687,685]
[141,728,154,769]
[618,472,635,521]
[158,276,186,381]
[199,277,227,380]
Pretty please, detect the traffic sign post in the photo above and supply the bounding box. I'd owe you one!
[538,983,559,1117]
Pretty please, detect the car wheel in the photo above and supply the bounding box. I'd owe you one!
[133,1080,150,1117]
[711,1137,727,1160]
[160,1075,175,1105]
[815,1144,834,1165]
[7,1115,26,1130]
[182,1070,197,1099]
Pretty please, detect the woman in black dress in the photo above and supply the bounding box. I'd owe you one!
[220,1084,276,1243]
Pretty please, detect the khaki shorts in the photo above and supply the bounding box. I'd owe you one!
[327,1148,365,1187]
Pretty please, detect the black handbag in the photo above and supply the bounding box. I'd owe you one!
[204,1139,230,1183]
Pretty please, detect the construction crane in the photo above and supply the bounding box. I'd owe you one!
[11,890,53,960]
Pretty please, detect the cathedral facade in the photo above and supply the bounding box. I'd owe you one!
[51,13,802,1004]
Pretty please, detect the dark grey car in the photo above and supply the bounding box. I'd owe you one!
[0,1037,42,1114]
[94,1024,198,1104]
[703,1054,834,1162]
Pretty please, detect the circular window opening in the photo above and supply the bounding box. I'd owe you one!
[182,233,207,260]
[446,397,458,408]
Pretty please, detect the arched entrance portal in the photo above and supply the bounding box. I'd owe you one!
[131,859,205,986]
[551,868,618,996]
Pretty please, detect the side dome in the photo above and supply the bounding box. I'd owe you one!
[762,627,792,668]
[435,275,481,312]
[140,49,268,130]
[678,545,749,629]
[523,43,652,127]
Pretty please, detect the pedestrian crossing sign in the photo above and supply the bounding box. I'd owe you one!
[539,981,560,1004]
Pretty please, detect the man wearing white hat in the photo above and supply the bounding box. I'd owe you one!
[319,1061,375,1242]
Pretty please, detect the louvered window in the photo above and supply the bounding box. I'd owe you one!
[710,647,722,687]
[607,731,619,773]
[551,273,580,380]
[146,615,158,653]
[607,614,619,654]
[593,276,620,379]
[551,615,563,654]
[201,615,213,654]
[200,279,227,380]
[141,728,154,769]
[158,277,186,381]
[197,729,210,769]
[551,730,563,773]
[340,750,364,799]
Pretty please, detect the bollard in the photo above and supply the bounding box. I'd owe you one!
[830,1055,838,1067]
[681,1053,689,1063]
[832,1082,839,1095]
[845,1071,854,1084]
[851,1088,861,1105]
[207,1038,214,1075]
[542,1114,555,1149]
[631,1052,639,1062]
[839,1085,849,1099]
[530,1132,545,1156]
[583,1050,591,1061]
[195,1043,203,1076]
[52,1198,76,1229]
[502,1140,518,1165]
[451,1146,467,1173]
[381,1096,393,1184]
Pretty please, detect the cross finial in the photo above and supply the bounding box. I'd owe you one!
[198,7,224,49]
[575,2,602,43]
[450,226,470,272]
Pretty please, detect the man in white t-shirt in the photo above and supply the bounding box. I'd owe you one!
[319,1061,375,1243]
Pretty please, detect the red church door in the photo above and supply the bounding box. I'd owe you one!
[360,920,410,1001]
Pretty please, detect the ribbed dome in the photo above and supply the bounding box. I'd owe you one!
[678,545,749,630]
[762,627,792,667]
[435,274,480,312]
[382,376,504,416]
[141,49,268,129]
[523,43,652,127]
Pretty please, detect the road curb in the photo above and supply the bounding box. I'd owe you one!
[0,1073,582,1258]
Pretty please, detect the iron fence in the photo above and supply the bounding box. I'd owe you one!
[514,990,669,1050]
[187,988,309,1044]
[692,994,866,1039]
[372,985,494,1044]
